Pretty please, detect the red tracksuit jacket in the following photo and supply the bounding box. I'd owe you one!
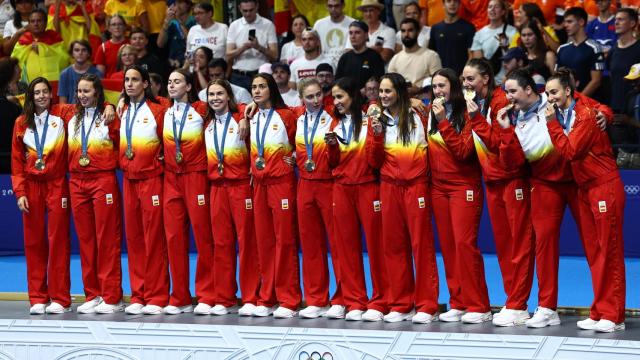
[205,108,251,181]
[67,107,120,173]
[163,100,208,173]
[294,106,338,180]
[327,113,378,184]
[249,107,297,181]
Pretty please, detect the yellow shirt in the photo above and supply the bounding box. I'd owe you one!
[104,0,146,28]
[509,26,559,48]
[139,0,166,34]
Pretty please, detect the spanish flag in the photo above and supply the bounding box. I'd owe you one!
[47,3,103,54]
[274,0,363,35]
[102,78,124,106]
[12,30,69,83]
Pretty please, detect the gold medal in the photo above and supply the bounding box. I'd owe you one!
[255,156,266,170]
[175,151,183,163]
[125,148,134,160]
[217,163,224,176]
[34,158,45,171]
[78,154,90,167]
[304,159,316,172]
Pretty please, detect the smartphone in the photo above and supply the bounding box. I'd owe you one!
[375,36,384,47]
[248,29,256,40]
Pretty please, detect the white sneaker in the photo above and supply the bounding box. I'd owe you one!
[29,303,46,315]
[163,304,193,315]
[77,297,103,314]
[238,303,256,316]
[95,300,125,314]
[492,309,529,326]
[273,306,298,318]
[45,302,71,314]
[412,312,438,324]
[299,305,329,318]
[193,303,212,315]
[141,304,163,315]
[593,319,625,333]
[210,304,239,316]
[362,309,384,322]
[439,308,466,322]
[576,318,599,330]
[525,307,561,328]
[345,309,364,321]
[383,310,416,323]
[461,311,492,324]
[125,303,144,315]
[325,304,346,319]
[252,305,277,317]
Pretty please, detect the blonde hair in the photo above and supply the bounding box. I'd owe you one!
[116,44,137,71]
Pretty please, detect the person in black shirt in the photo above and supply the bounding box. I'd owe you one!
[130,27,168,79]
[0,58,23,173]
[428,0,475,75]
[335,21,385,92]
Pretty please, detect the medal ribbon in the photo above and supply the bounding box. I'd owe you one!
[125,99,146,153]
[172,102,191,157]
[256,108,275,158]
[340,117,354,145]
[33,111,50,161]
[80,109,99,157]
[555,99,576,133]
[304,108,323,161]
[213,112,232,166]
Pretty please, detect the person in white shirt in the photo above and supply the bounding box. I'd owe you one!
[272,62,301,107]
[2,0,33,55]
[313,0,354,68]
[289,28,331,88]
[197,58,252,104]
[280,14,308,64]
[226,0,278,91]
[347,0,396,63]
[394,2,430,52]
[185,2,227,61]
[470,0,516,84]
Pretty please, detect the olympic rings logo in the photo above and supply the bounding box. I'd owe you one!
[299,351,333,360]
[624,185,640,196]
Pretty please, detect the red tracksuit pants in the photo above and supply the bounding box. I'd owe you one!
[332,181,387,313]
[123,175,169,306]
[432,178,489,313]
[253,177,301,310]
[22,176,71,307]
[381,180,439,314]
[164,170,215,306]
[298,178,343,307]
[210,180,261,307]
[485,178,535,310]
[69,172,123,304]
[531,181,597,310]
[579,177,626,323]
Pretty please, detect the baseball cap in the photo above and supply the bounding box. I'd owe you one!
[349,20,369,33]
[422,77,432,89]
[271,62,290,74]
[625,63,640,80]
[501,47,527,62]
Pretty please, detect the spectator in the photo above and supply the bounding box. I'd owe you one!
[50,0,100,52]
[289,28,330,87]
[512,0,565,27]
[2,0,35,55]
[314,0,354,68]
[556,7,604,98]
[391,0,411,28]
[349,0,395,63]
[388,18,442,96]
[103,0,148,32]
[192,46,213,92]
[616,64,640,167]
[196,58,252,104]
[94,14,128,79]
[226,0,278,91]
[149,72,167,98]
[501,47,528,78]
[336,21,385,92]
[511,2,560,52]
[586,0,617,54]
[428,0,475,75]
[0,57,22,174]
[315,62,335,106]
[0,0,14,36]
[364,76,380,102]
[157,0,195,69]
[108,43,136,80]
[58,39,102,104]
[460,0,489,30]
[471,0,516,84]
[280,14,308,64]
[130,27,165,77]
[11,8,69,83]
[271,62,300,106]
[394,1,430,52]
[520,20,555,79]
[185,2,227,64]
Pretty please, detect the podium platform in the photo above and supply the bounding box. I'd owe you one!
[0,301,639,360]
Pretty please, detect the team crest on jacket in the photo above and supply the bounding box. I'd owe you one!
[61,198,68,209]
[143,117,149,124]
[466,190,474,202]
[373,200,381,212]
[245,199,253,210]
[281,199,289,210]
[197,194,205,206]
[152,195,160,206]
[598,201,607,213]
[106,193,113,204]
[515,188,523,201]
[418,197,425,208]
[272,123,279,131]
[320,117,326,125]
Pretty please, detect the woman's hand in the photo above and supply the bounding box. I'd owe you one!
[238,118,249,140]
[545,103,556,122]
[432,99,445,122]
[496,105,512,129]
[466,98,479,118]
[102,104,116,124]
[17,196,29,213]
[283,155,295,167]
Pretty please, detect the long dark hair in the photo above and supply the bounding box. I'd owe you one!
[465,58,495,115]
[282,14,310,44]
[520,2,547,27]
[23,77,51,130]
[0,57,19,97]
[169,68,199,104]
[332,77,363,141]
[123,64,158,104]
[380,73,414,146]
[10,0,34,29]
[519,21,551,79]
[430,68,466,134]
[252,73,286,109]
[206,79,238,121]
[74,73,105,138]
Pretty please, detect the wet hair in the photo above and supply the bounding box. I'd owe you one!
[169,68,199,103]
[123,64,158,104]
[381,72,414,145]
[430,68,466,134]
[465,58,495,114]
[74,73,105,138]
[547,67,576,96]
[251,73,286,109]
[206,79,238,120]
[332,77,364,141]
[23,77,51,129]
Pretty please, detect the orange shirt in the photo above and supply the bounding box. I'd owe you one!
[513,0,566,25]
[460,0,490,30]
